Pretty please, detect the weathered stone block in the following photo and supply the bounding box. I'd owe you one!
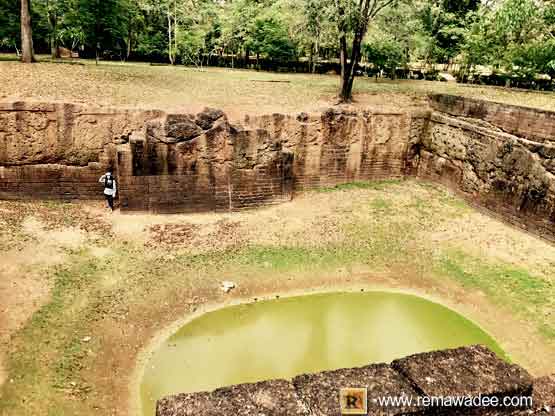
[165,114,203,143]
[430,94,555,144]
[156,380,309,416]
[195,107,225,130]
[391,345,533,402]
[293,364,423,416]
[532,375,555,412]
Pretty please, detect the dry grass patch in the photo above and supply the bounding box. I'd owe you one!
[1,59,555,118]
[0,180,554,416]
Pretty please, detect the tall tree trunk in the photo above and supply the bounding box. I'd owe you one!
[94,0,100,65]
[337,0,351,101]
[338,32,351,101]
[49,11,60,59]
[126,11,132,60]
[337,0,394,102]
[173,0,178,64]
[309,43,314,74]
[20,0,36,63]
[312,35,320,74]
[50,37,60,58]
[167,10,174,64]
[126,30,132,60]
[342,28,365,101]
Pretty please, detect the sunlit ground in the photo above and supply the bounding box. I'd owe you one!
[2,54,555,120]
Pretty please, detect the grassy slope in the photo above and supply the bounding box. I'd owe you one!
[1,57,555,118]
[0,180,553,416]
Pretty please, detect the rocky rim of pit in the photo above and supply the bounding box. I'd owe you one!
[156,345,555,416]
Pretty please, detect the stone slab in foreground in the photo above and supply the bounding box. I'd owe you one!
[156,379,309,416]
[292,364,423,415]
[391,345,533,399]
[156,345,554,416]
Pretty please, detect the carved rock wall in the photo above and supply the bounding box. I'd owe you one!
[419,95,555,242]
[0,102,160,200]
[0,101,412,210]
[0,96,554,243]
[116,108,412,213]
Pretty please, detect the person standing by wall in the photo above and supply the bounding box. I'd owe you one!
[99,170,117,211]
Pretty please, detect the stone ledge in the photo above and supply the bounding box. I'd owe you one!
[429,94,555,143]
[155,345,554,416]
[156,380,309,416]
[292,363,423,415]
[391,345,533,399]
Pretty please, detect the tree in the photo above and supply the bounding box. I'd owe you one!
[47,0,60,57]
[77,0,127,61]
[119,0,145,60]
[303,0,323,72]
[368,1,421,73]
[57,26,85,52]
[145,0,187,65]
[219,0,263,64]
[245,17,296,62]
[363,32,407,78]
[415,0,479,65]
[34,0,65,58]
[0,0,20,54]
[333,0,398,102]
[21,0,36,62]
[460,0,550,85]
[177,0,220,67]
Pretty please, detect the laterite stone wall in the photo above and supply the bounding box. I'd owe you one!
[1,95,554,242]
[418,95,555,242]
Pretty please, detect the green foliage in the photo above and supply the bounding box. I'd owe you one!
[363,32,407,76]
[1,0,554,85]
[57,27,85,51]
[460,0,554,82]
[245,17,296,60]
[415,0,478,63]
[77,0,128,56]
[0,0,20,51]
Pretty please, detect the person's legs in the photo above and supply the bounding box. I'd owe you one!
[105,194,114,210]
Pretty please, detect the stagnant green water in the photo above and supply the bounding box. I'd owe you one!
[140,291,505,415]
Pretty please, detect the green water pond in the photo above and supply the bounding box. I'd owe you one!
[140,291,505,416]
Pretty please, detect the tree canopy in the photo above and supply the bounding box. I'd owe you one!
[4,0,555,93]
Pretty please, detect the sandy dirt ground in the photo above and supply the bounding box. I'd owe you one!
[0,181,553,416]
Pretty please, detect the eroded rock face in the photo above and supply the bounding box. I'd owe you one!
[0,102,162,200]
[0,102,161,166]
[430,94,555,144]
[418,95,555,242]
[115,107,411,213]
[0,96,554,243]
